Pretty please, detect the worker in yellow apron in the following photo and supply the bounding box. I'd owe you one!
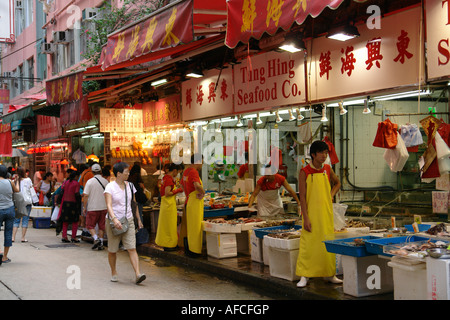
[296,140,342,287]
[181,158,205,256]
[155,164,182,250]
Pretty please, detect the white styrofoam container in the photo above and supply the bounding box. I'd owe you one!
[268,247,300,281]
[263,238,270,266]
[341,255,394,297]
[263,235,300,250]
[30,206,52,218]
[388,260,427,300]
[250,230,263,263]
[346,227,370,233]
[426,257,450,300]
[202,221,241,233]
[236,231,250,255]
[206,232,237,259]
[240,221,266,231]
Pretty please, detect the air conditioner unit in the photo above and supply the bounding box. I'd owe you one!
[53,31,70,43]
[15,0,23,9]
[41,42,55,54]
[82,8,99,20]
[3,72,12,78]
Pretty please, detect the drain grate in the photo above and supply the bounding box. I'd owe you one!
[45,244,78,248]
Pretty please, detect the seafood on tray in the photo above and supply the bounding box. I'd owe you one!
[426,223,450,237]
[387,239,448,259]
[205,217,264,225]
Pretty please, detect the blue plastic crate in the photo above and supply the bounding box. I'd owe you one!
[404,224,431,232]
[324,236,381,257]
[364,235,432,256]
[33,217,51,229]
[253,225,301,239]
[203,207,235,218]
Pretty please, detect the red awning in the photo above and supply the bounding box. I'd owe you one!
[225,0,367,48]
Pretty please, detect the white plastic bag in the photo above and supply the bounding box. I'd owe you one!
[333,203,348,230]
[435,132,450,175]
[383,132,409,172]
[51,206,60,222]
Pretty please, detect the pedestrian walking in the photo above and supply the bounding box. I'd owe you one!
[104,162,146,284]
[12,167,34,243]
[83,164,108,250]
[60,170,81,243]
[0,165,20,264]
[35,172,54,206]
[79,161,95,237]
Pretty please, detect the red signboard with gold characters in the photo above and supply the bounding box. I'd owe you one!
[225,0,367,48]
[142,95,181,128]
[46,72,83,105]
[100,0,194,70]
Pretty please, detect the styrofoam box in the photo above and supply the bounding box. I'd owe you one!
[346,227,370,234]
[202,221,241,233]
[240,221,266,231]
[263,238,270,266]
[341,255,393,297]
[263,235,300,250]
[268,247,300,281]
[426,257,450,300]
[250,230,263,263]
[388,259,427,300]
[30,206,52,218]
[206,232,237,259]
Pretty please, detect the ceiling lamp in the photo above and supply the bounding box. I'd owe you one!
[288,108,296,121]
[278,35,306,53]
[327,24,360,42]
[275,110,283,123]
[216,123,222,133]
[186,68,204,78]
[363,99,371,114]
[338,102,348,115]
[256,113,263,125]
[236,115,243,127]
[321,105,328,122]
[296,108,304,121]
[151,79,168,87]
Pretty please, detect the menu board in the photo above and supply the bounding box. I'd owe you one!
[99,108,143,133]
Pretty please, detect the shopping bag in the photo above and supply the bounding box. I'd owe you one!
[136,228,149,246]
[13,192,28,218]
[333,203,348,230]
[51,206,60,222]
[38,192,44,206]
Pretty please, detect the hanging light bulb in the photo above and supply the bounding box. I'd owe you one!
[216,123,222,133]
[236,115,243,127]
[256,113,263,125]
[321,105,329,122]
[296,108,304,121]
[113,128,117,136]
[275,110,283,123]
[288,108,296,121]
[363,99,371,114]
[339,101,348,115]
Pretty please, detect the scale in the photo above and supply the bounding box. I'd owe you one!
[212,161,226,194]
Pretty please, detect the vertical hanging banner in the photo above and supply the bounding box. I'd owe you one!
[142,95,181,128]
[308,6,424,102]
[45,72,83,105]
[0,122,12,156]
[100,0,194,70]
[0,0,14,43]
[0,89,10,104]
[426,0,450,80]
[225,0,352,48]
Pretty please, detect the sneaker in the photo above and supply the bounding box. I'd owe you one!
[324,276,343,284]
[92,239,101,250]
[136,274,146,284]
[296,277,309,288]
[97,243,105,251]
[111,275,118,282]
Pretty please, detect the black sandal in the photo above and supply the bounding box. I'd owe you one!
[61,238,70,243]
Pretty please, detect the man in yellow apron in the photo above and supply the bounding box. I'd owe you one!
[180,156,205,256]
[296,140,342,287]
[155,164,182,250]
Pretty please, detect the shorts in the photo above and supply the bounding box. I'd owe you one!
[105,217,136,253]
[85,210,107,230]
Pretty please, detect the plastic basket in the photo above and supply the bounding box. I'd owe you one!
[404,224,431,232]
[324,236,380,257]
[33,217,51,229]
[203,207,235,218]
[253,225,301,239]
[364,235,431,256]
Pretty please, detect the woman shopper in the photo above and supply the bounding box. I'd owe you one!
[104,162,146,284]
[59,170,81,243]
[12,167,34,243]
[127,163,147,222]
[35,172,54,205]
[0,165,20,264]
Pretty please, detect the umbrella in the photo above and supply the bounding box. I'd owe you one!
[12,148,28,158]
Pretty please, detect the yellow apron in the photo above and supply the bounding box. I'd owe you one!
[185,185,204,254]
[296,172,336,278]
[155,195,178,248]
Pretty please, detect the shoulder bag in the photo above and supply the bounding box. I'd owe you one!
[11,180,28,218]
[109,182,129,236]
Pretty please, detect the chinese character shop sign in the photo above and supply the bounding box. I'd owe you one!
[100,0,193,70]
[99,108,143,133]
[426,0,450,80]
[308,6,424,102]
[37,115,62,141]
[234,50,306,113]
[45,72,83,105]
[142,95,181,128]
[225,0,353,48]
[182,68,233,122]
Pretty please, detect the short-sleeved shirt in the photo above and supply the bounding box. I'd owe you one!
[237,163,249,178]
[301,163,331,182]
[160,175,175,197]
[79,169,94,188]
[104,181,136,220]
[257,174,285,191]
[83,175,108,211]
[0,179,14,209]
[181,167,201,196]
[61,180,81,202]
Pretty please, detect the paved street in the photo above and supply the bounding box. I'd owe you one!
[0,223,275,300]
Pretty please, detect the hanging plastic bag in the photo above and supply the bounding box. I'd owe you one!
[51,206,60,222]
[333,203,348,230]
[435,132,450,175]
[383,132,409,172]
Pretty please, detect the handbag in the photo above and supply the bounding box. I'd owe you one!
[136,227,149,246]
[11,181,28,218]
[109,182,130,236]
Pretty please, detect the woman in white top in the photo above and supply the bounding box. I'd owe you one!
[13,167,34,243]
[104,162,145,284]
[36,172,54,205]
